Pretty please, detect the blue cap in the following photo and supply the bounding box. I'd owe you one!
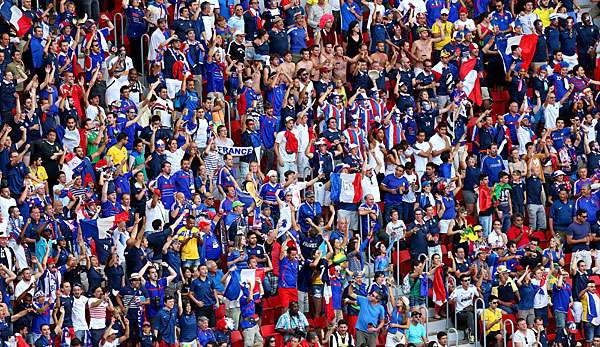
[559,61,569,68]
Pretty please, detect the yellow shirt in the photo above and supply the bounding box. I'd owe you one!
[178,226,200,260]
[534,8,555,28]
[30,166,48,183]
[106,145,129,173]
[483,308,503,332]
[431,21,454,51]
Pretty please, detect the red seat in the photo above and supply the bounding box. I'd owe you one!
[564,253,573,269]
[261,309,276,325]
[231,330,243,347]
[261,325,277,337]
[259,325,284,346]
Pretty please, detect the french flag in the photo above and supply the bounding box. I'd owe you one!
[8,6,32,37]
[432,266,447,305]
[432,61,445,80]
[330,173,363,203]
[497,34,539,72]
[80,212,129,240]
[460,57,482,106]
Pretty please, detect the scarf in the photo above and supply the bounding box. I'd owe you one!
[588,291,600,322]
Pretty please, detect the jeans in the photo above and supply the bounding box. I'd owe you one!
[90,328,104,347]
[457,307,475,337]
[555,311,567,329]
[585,322,600,342]
[79,0,99,20]
[527,204,547,230]
[383,202,402,224]
[535,307,549,326]
[356,330,377,347]
[479,215,492,238]
[402,201,415,225]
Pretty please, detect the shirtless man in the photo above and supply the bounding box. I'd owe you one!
[410,25,445,72]
[295,48,314,76]
[320,42,335,64]
[370,41,389,66]
[277,51,296,78]
[332,45,349,83]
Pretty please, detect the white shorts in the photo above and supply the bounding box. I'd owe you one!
[315,182,331,206]
[338,209,358,231]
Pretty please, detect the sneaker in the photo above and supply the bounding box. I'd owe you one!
[469,335,475,343]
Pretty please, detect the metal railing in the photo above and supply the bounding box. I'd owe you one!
[419,253,429,334]
[396,236,401,287]
[475,297,486,347]
[446,275,456,329]
[113,13,125,48]
[448,327,459,347]
[225,98,232,141]
[503,319,515,347]
[140,34,150,84]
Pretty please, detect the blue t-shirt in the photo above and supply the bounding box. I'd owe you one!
[355,295,385,333]
[566,221,591,252]
[381,174,408,204]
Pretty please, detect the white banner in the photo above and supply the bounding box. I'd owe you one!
[216,146,255,156]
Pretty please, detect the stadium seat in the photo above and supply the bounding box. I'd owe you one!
[231,330,243,347]
[261,324,277,337]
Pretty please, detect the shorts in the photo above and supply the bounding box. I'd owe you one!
[338,209,358,231]
[315,182,331,206]
[410,295,426,308]
[311,284,324,298]
[279,287,299,309]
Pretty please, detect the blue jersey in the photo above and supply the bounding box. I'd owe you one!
[156,175,176,209]
[173,169,195,199]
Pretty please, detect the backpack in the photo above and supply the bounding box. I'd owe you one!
[285,130,299,154]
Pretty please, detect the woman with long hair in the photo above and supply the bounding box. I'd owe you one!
[542,237,565,269]
[386,296,410,347]
[345,21,362,58]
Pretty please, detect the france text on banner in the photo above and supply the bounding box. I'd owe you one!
[216,146,255,156]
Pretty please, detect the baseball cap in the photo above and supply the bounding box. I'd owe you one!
[232,201,244,209]
[441,8,449,14]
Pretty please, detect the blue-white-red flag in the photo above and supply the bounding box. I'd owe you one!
[80,212,129,240]
[460,57,483,106]
[8,6,32,37]
[497,34,539,72]
[330,173,363,203]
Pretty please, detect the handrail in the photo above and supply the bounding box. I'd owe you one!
[446,276,456,329]
[140,34,150,84]
[447,327,459,347]
[396,236,401,288]
[503,319,515,347]
[225,99,232,141]
[419,253,429,334]
[113,13,125,48]
[475,297,486,347]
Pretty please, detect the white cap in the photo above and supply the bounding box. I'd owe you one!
[267,170,278,177]
[441,8,449,14]
[349,143,359,149]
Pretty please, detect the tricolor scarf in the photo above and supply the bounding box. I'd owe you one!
[320,101,346,130]
[588,292,600,321]
[384,119,404,150]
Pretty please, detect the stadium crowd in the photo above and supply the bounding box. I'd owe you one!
[0,0,600,344]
